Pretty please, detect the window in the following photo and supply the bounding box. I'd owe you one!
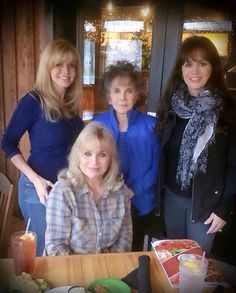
[79,4,153,120]
[183,3,233,65]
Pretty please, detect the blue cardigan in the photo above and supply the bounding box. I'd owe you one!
[93,107,160,215]
[1,91,84,183]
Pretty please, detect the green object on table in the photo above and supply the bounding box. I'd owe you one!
[88,278,131,293]
[8,272,50,292]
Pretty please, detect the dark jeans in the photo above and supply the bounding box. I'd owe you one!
[164,187,215,255]
[131,207,154,251]
[18,173,46,256]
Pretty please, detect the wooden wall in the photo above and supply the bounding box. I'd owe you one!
[0,0,52,209]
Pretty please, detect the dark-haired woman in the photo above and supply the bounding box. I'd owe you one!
[156,36,236,255]
[93,61,160,251]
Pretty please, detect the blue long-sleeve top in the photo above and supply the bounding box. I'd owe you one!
[93,106,161,215]
[1,91,84,183]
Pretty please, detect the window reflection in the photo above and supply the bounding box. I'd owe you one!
[83,40,95,85]
[183,3,232,59]
[80,5,153,119]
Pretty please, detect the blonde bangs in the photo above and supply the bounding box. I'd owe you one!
[47,51,79,72]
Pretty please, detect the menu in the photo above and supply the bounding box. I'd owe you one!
[151,239,225,288]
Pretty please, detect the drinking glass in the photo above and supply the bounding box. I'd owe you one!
[178,254,208,293]
[11,230,37,275]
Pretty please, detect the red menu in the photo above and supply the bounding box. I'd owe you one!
[151,239,225,288]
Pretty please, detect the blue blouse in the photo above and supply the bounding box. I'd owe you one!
[1,91,84,183]
[93,107,161,215]
[117,131,129,181]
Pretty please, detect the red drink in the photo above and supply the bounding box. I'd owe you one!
[11,231,37,275]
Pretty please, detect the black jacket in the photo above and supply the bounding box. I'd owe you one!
[157,111,236,223]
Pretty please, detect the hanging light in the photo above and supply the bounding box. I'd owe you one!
[107,2,113,12]
[141,7,150,17]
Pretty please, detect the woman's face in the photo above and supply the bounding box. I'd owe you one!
[79,139,110,183]
[108,76,138,115]
[182,50,212,97]
[50,53,76,97]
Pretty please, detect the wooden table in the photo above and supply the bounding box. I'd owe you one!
[0,251,230,292]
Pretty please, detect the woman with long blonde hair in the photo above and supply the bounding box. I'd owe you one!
[1,39,84,255]
[45,122,132,255]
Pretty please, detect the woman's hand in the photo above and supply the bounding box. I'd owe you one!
[32,176,54,205]
[10,154,54,205]
[124,185,134,198]
[204,212,226,234]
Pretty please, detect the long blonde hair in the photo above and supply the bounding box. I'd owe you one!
[59,122,123,191]
[34,39,82,121]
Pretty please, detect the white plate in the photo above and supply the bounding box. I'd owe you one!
[47,286,89,293]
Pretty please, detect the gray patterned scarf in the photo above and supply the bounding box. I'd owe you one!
[171,89,222,190]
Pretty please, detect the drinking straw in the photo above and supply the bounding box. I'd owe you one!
[24,218,31,235]
[200,251,206,268]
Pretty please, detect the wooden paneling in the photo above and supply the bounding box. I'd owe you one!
[0,0,18,183]
[15,1,35,98]
[15,0,36,163]
[34,0,53,67]
[0,23,4,173]
[0,0,52,214]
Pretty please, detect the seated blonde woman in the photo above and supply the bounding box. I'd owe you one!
[45,122,132,255]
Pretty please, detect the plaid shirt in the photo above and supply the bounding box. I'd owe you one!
[45,178,132,255]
